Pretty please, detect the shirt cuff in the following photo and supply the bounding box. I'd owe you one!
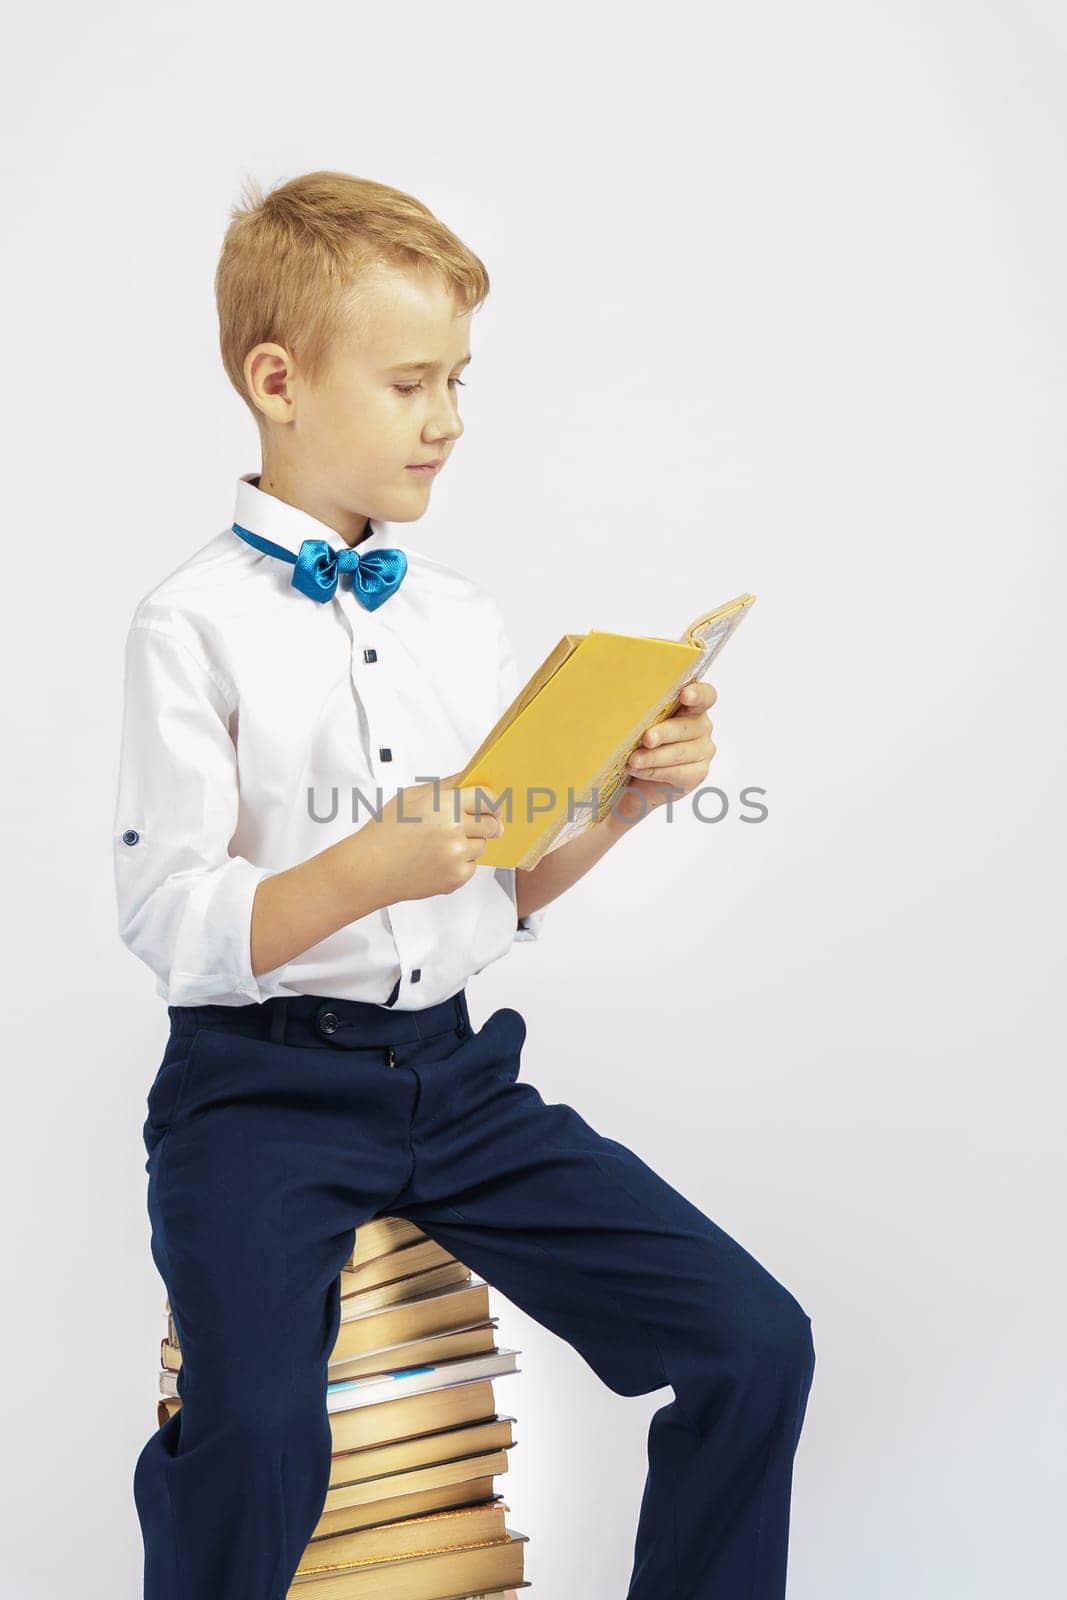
[117,844,277,1007]
[166,857,277,1005]
[494,864,546,944]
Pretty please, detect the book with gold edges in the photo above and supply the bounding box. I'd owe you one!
[462,592,757,868]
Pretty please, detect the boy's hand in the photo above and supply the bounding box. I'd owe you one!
[348,772,506,907]
[613,681,718,823]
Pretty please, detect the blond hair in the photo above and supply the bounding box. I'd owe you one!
[214,170,490,423]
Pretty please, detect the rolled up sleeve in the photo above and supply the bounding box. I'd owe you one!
[515,907,546,941]
[112,621,277,1005]
[493,608,546,943]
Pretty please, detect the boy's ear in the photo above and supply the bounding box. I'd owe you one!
[245,341,297,426]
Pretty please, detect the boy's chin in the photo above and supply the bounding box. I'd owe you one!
[378,494,433,523]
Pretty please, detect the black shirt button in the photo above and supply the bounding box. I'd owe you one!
[411,968,421,983]
[363,648,378,663]
[379,747,392,762]
[319,1012,339,1035]
[122,829,140,846]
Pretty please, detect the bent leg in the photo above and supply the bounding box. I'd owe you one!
[396,1007,816,1600]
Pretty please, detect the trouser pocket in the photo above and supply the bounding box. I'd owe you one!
[143,1028,204,1151]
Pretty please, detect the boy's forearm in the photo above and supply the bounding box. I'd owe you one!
[515,807,639,921]
[250,832,388,979]
[251,804,639,977]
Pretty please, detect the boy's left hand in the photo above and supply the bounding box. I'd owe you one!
[613,681,718,822]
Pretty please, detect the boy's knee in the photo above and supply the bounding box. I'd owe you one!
[766,1290,815,1391]
[712,1272,815,1402]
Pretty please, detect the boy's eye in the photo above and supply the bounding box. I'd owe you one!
[393,378,468,396]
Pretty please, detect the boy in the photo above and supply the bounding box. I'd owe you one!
[114,170,815,1600]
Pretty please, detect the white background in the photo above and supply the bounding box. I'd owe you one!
[1,2,1064,1596]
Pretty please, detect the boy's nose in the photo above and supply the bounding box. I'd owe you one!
[431,410,464,445]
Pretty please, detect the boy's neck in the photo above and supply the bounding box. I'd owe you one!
[253,469,372,548]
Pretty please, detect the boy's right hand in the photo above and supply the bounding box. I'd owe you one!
[350,772,506,907]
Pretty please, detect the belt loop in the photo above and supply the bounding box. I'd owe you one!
[269,998,289,1045]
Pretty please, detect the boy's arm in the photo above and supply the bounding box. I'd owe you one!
[113,621,389,1005]
[249,833,387,978]
[514,805,639,922]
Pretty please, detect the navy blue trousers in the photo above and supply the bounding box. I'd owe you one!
[134,988,815,1599]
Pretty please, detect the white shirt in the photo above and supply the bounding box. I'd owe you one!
[112,471,545,1010]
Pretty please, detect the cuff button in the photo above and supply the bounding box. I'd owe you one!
[122,829,140,846]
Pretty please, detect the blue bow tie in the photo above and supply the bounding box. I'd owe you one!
[231,522,407,610]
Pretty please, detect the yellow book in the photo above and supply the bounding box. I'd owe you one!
[463,593,757,869]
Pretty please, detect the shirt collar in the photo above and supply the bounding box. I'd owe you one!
[233,471,401,560]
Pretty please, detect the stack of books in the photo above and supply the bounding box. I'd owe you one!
[156,1214,530,1598]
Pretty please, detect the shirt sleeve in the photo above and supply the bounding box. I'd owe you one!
[493,607,546,943]
[112,621,278,1005]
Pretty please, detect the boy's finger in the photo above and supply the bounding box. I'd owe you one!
[642,712,712,749]
[630,736,710,771]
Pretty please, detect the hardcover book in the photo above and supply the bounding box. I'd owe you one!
[462,592,757,868]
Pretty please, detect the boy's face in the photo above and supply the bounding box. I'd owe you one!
[248,263,471,543]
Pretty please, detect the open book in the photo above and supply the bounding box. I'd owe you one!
[460,592,756,870]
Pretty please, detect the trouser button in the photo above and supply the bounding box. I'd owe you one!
[385,1046,397,1067]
